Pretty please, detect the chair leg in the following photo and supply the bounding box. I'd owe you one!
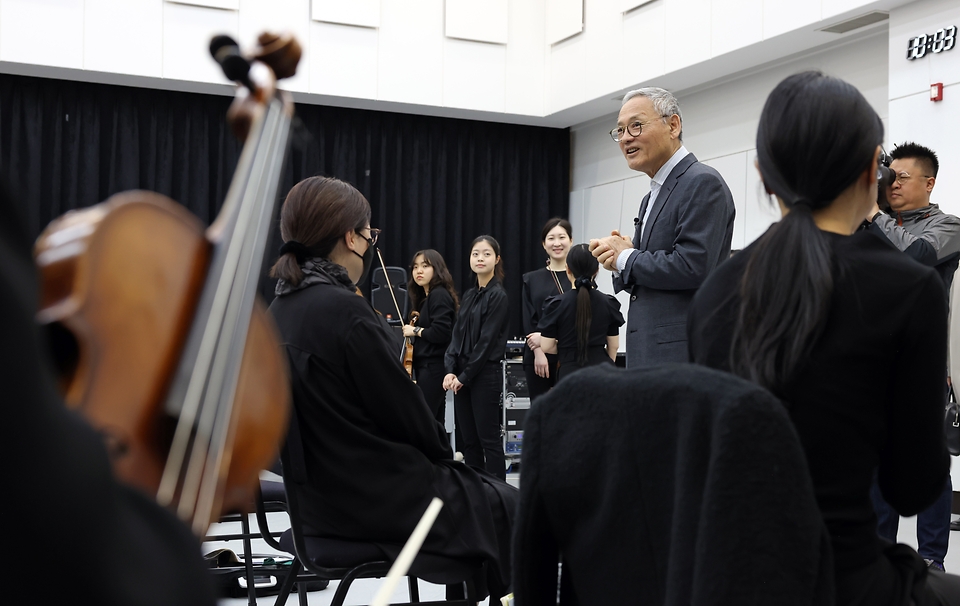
[274,558,302,606]
[241,514,257,606]
[330,562,390,606]
[407,576,420,602]
[298,583,309,606]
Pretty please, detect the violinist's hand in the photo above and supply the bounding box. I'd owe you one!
[443,373,458,391]
[526,332,541,350]
[590,230,632,272]
[533,348,550,379]
[402,324,416,338]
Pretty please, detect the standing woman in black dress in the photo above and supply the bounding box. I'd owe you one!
[444,236,510,480]
[538,244,623,382]
[687,72,960,605]
[402,249,458,424]
[522,218,573,400]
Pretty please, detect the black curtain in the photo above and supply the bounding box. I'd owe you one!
[0,73,570,335]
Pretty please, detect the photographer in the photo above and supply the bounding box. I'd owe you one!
[864,142,960,572]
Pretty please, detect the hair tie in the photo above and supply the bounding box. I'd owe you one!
[279,240,309,262]
[574,275,594,289]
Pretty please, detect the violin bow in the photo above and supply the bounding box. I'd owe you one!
[374,248,406,323]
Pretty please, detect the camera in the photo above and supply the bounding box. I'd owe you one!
[877,149,895,213]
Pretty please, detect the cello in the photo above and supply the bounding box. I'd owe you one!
[34,33,298,535]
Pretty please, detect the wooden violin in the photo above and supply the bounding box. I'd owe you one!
[34,32,299,535]
[404,311,420,379]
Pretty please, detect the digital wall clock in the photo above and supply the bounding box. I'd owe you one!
[907,26,956,60]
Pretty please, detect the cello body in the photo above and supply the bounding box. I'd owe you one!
[35,192,290,520]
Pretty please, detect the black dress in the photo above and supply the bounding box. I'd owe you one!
[538,287,624,382]
[687,227,950,606]
[269,268,516,598]
[521,267,568,399]
[412,287,456,423]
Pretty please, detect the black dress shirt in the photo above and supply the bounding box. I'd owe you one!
[412,286,456,361]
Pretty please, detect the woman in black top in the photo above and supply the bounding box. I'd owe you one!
[538,244,623,382]
[444,235,510,480]
[402,249,458,423]
[687,72,960,606]
[268,177,517,600]
[522,218,573,400]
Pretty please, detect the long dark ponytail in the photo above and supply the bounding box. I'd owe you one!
[566,244,598,365]
[732,71,882,392]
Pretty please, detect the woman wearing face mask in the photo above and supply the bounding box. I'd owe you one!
[444,236,510,481]
[402,249,459,424]
[268,177,517,602]
[537,244,623,383]
[687,72,960,605]
[521,218,573,401]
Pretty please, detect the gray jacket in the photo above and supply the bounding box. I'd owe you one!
[613,153,735,368]
[868,204,960,295]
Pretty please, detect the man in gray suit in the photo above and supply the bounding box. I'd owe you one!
[591,88,735,367]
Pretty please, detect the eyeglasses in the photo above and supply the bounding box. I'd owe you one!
[609,119,660,142]
[358,227,380,246]
[894,172,931,185]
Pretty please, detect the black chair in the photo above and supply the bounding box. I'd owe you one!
[259,411,481,606]
[371,266,408,323]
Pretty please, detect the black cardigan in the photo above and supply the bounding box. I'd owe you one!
[521,268,569,365]
[412,286,456,361]
[445,277,509,385]
[688,228,949,606]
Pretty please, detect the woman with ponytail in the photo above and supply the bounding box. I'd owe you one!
[537,244,623,382]
[688,72,960,605]
[268,178,516,602]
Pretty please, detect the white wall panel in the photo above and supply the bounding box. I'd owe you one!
[570,115,634,192]
[443,39,505,111]
[308,21,378,99]
[445,0,508,44]
[311,0,379,29]
[664,0,711,73]
[169,0,239,9]
[583,0,625,100]
[239,0,310,93]
[0,0,84,69]
[621,0,665,88]
[85,0,163,77]
[582,181,625,248]
[505,0,545,116]
[547,36,586,114]
[378,0,443,106]
[701,152,746,250]
[889,0,960,100]
[821,0,874,21]
[569,190,585,243]
[711,0,762,58]
[763,0,820,40]
[163,2,239,83]
[546,0,583,45]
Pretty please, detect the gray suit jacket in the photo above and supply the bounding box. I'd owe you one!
[613,153,735,367]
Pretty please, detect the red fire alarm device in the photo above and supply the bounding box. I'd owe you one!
[931,82,944,101]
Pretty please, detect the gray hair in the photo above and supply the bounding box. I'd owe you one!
[621,87,683,139]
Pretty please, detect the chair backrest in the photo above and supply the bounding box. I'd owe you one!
[512,362,834,606]
[371,266,408,323]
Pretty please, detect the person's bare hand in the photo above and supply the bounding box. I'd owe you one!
[533,348,550,378]
[591,230,633,271]
[443,373,458,391]
[865,200,881,222]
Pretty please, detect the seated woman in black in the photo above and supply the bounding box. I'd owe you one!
[268,176,516,601]
[537,244,623,382]
[687,71,960,606]
[402,249,458,424]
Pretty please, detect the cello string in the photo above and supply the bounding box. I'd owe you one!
[176,101,285,523]
[193,104,290,533]
[157,105,267,507]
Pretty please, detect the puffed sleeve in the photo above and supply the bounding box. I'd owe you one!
[605,294,625,336]
[537,295,563,340]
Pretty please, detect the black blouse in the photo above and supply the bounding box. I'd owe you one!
[412,287,456,361]
[521,268,570,364]
[445,277,509,385]
[687,228,949,606]
[538,288,624,365]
